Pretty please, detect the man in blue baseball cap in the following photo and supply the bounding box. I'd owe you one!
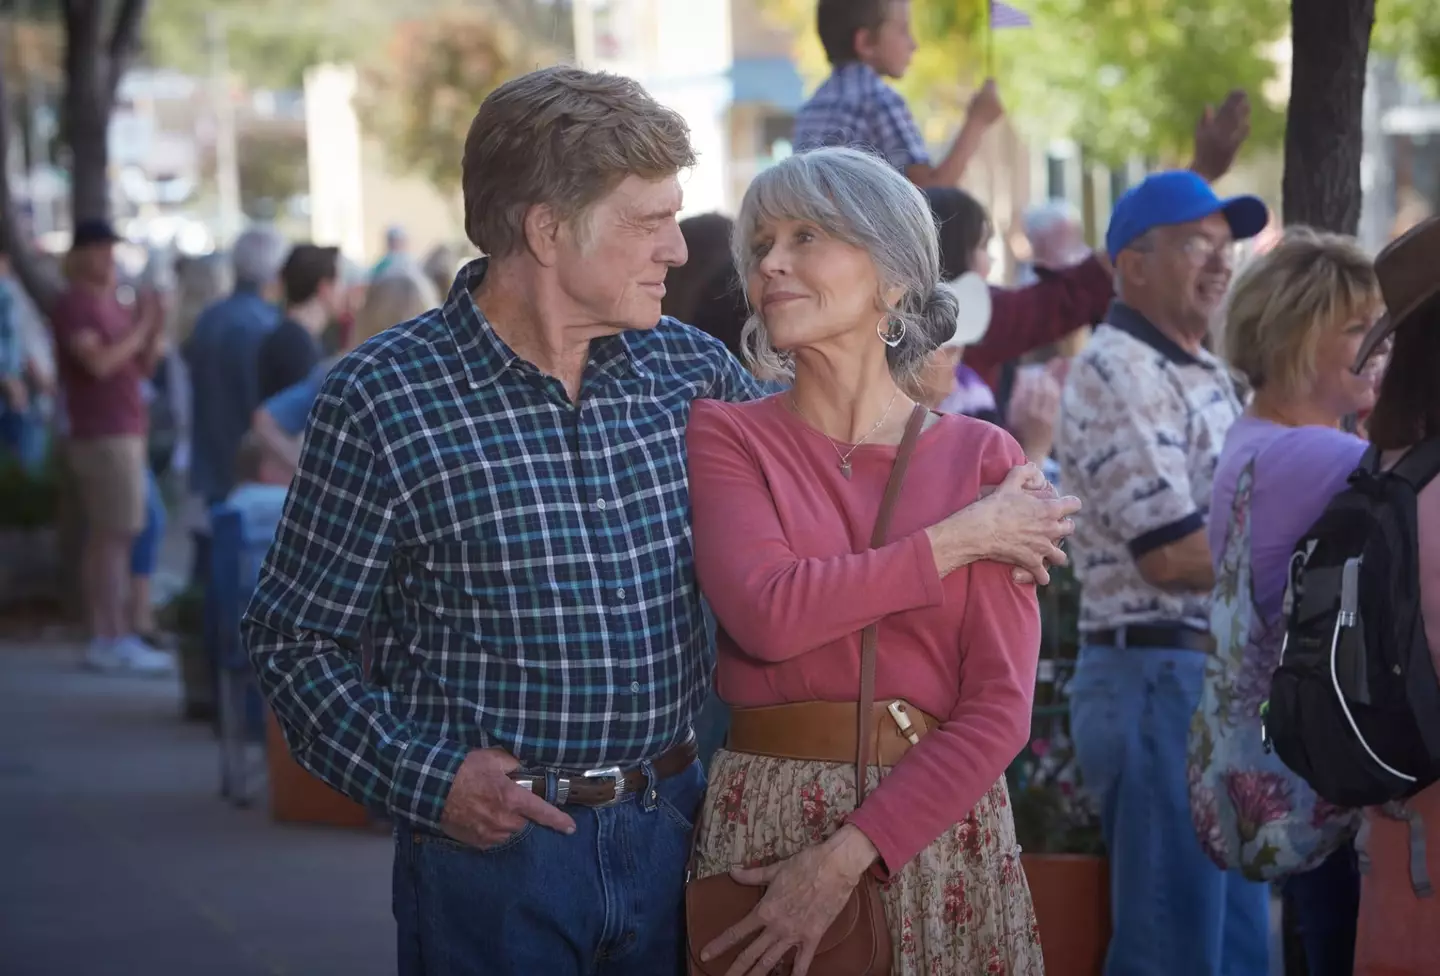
[1059,170,1272,976]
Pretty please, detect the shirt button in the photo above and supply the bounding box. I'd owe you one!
[630,681,640,693]
[617,588,627,600]
[596,497,608,510]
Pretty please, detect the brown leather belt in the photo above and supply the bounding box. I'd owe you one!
[726,700,942,767]
[508,734,697,808]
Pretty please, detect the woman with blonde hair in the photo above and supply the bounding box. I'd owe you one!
[685,147,1080,973]
[1192,228,1386,975]
[250,269,437,472]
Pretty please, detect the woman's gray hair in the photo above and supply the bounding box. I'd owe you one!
[231,224,288,289]
[731,146,958,384]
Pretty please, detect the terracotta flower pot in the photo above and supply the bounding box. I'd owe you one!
[265,708,373,829]
[1021,853,1111,976]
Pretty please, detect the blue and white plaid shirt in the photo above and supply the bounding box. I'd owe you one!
[244,259,763,829]
[792,62,930,172]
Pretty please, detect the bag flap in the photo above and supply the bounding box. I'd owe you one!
[685,874,764,974]
[685,873,885,975]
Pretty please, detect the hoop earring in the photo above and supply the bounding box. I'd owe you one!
[877,315,906,348]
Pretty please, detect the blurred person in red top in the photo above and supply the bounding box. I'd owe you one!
[51,219,173,674]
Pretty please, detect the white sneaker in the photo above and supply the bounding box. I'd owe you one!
[113,635,177,676]
[81,637,126,672]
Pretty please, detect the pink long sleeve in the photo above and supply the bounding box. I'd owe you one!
[846,554,1040,876]
[686,398,946,663]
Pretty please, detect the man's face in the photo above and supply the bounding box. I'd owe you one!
[859,1,916,78]
[553,174,687,332]
[74,243,116,289]
[1128,212,1235,333]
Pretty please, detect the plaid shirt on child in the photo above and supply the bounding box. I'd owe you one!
[792,62,930,172]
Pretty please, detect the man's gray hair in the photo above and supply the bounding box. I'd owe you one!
[1023,199,1081,241]
[231,225,288,289]
[732,147,957,384]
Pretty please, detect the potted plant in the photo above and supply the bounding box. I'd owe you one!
[1008,562,1111,976]
[0,452,61,613]
[158,585,214,722]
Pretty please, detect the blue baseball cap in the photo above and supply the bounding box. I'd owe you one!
[1105,170,1268,263]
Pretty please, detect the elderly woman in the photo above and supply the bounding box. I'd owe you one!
[1195,229,1385,975]
[686,147,1071,974]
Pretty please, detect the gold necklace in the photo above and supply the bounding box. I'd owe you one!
[788,389,900,480]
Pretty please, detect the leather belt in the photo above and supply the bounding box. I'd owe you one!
[508,734,697,808]
[1085,624,1214,653]
[726,700,942,767]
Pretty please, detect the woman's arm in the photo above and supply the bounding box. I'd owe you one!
[687,400,947,663]
[688,402,1074,662]
[845,553,1041,877]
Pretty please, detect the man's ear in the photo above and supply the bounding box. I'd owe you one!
[523,203,563,268]
[1115,248,1147,290]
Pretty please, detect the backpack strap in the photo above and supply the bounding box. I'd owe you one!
[1387,437,1440,493]
[1357,802,1435,899]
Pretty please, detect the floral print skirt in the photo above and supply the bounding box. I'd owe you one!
[695,748,1046,975]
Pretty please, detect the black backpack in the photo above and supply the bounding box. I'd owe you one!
[1265,438,1440,808]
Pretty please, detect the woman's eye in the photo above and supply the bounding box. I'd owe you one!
[795,230,814,244]
[751,241,771,259]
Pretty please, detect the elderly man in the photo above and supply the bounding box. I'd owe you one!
[246,66,1071,974]
[1058,171,1271,975]
[185,226,287,505]
[1018,199,1087,284]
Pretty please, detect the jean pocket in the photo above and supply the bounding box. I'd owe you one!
[654,761,705,833]
[413,822,535,857]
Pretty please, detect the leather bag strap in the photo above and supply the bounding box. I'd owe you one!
[855,404,928,800]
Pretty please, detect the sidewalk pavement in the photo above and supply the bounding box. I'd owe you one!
[0,641,394,976]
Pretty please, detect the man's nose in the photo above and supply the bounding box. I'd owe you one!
[658,222,688,267]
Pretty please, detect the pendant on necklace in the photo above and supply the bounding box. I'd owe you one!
[840,460,852,480]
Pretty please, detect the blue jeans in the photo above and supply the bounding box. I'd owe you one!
[129,470,166,577]
[393,758,704,975]
[0,405,47,474]
[1069,644,1271,976]
[1282,842,1358,976]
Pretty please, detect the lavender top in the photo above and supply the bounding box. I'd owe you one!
[1209,416,1367,621]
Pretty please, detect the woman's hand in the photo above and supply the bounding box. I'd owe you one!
[927,463,1079,585]
[701,825,878,976]
[1007,364,1062,463]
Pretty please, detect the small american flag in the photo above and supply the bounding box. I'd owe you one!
[990,1,1033,29]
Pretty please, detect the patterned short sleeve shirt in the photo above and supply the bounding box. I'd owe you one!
[792,62,930,172]
[243,259,763,829]
[1057,303,1242,633]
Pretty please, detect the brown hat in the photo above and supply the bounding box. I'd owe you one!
[1355,216,1440,371]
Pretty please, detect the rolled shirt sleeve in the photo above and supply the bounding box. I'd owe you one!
[1067,353,1203,560]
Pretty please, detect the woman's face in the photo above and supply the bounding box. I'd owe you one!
[746,216,892,357]
[1310,303,1386,418]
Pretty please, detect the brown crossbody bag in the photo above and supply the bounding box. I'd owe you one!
[683,403,928,976]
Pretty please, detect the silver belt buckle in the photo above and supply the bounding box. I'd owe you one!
[580,765,627,808]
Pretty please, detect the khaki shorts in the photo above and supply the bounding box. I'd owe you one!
[67,436,147,536]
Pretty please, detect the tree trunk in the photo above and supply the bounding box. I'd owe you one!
[0,0,147,314]
[1281,0,1376,234]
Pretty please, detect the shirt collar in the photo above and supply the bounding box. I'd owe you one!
[442,258,652,392]
[1106,301,1209,368]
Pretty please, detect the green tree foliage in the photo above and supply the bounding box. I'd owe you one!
[234,126,308,216]
[1375,0,1440,92]
[353,10,543,194]
[142,0,393,91]
[757,0,1287,166]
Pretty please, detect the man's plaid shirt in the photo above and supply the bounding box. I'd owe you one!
[243,259,762,830]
